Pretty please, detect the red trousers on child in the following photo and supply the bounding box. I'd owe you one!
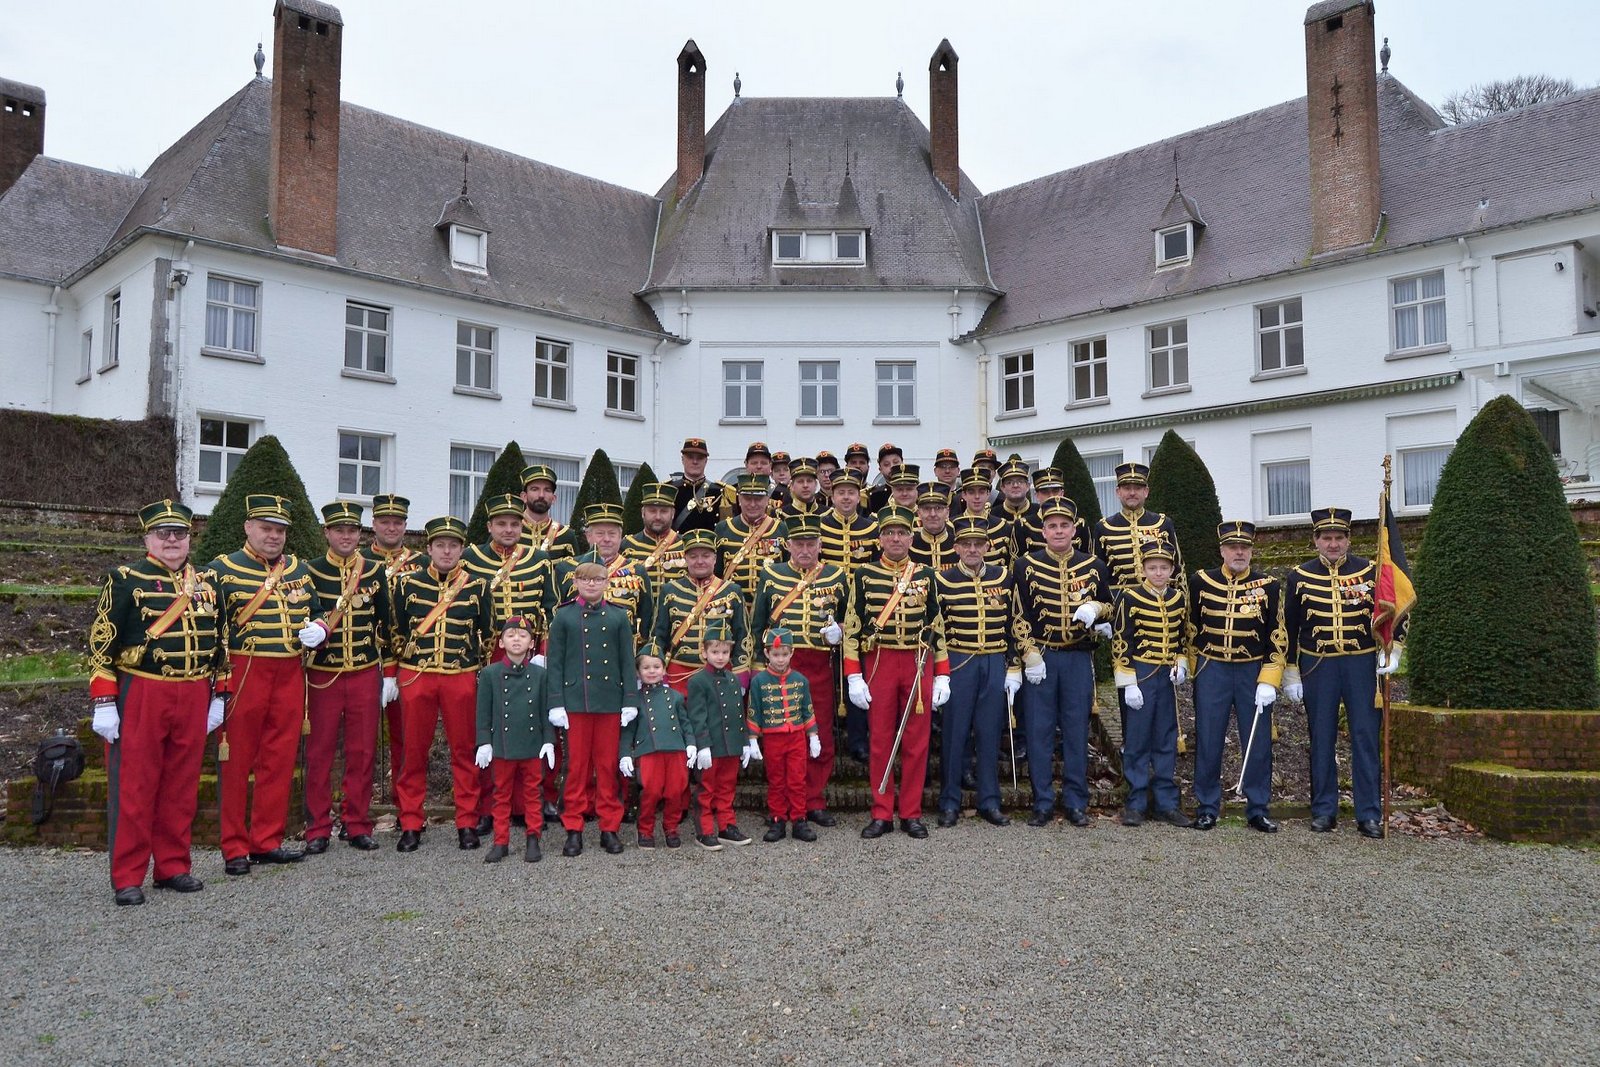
[394,669,480,831]
[763,731,808,822]
[218,654,304,860]
[304,665,380,840]
[490,757,544,845]
[792,648,837,812]
[637,751,689,836]
[864,648,935,822]
[106,676,209,888]
[561,712,622,832]
[696,754,740,835]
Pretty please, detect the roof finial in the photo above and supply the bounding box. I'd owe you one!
[896,71,904,98]
[734,71,741,98]
[1172,147,1181,193]
[461,150,470,197]
[254,41,265,78]
[1380,37,1391,73]
[787,138,793,177]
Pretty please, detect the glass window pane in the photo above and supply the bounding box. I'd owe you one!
[1285,328,1303,367]
[777,234,801,259]
[345,332,362,369]
[338,465,356,494]
[1152,359,1168,389]
[199,452,221,483]
[207,277,228,302]
[235,311,255,352]
[1392,278,1417,305]
[1420,272,1445,300]
[1261,333,1280,371]
[1173,348,1188,384]
[339,434,358,460]
[1022,377,1034,409]
[362,466,380,496]
[235,283,256,309]
[457,322,471,346]
[1395,306,1419,350]
[836,233,861,258]
[725,386,741,417]
[1259,305,1279,329]
[346,305,363,327]
[369,336,386,373]
[225,422,248,448]
[475,352,491,388]
[361,435,380,461]
[200,419,222,446]
[1423,301,1447,345]
[205,306,228,348]
[476,449,495,474]
[451,446,470,470]
[1284,298,1302,323]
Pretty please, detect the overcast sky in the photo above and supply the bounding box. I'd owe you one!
[4,1,1594,196]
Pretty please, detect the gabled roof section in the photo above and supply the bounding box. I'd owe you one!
[1154,185,1205,232]
[643,97,995,292]
[435,193,490,234]
[0,157,143,282]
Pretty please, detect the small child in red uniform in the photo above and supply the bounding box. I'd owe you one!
[745,627,821,842]
[620,643,695,849]
[687,619,750,850]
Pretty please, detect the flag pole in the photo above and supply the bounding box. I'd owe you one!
[1380,455,1393,840]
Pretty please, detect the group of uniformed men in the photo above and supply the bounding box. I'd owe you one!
[87,436,1402,905]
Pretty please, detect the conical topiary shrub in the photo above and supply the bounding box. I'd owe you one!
[1407,395,1598,709]
[620,460,659,536]
[194,435,322,563]
[1146,430,1222,574]
[569,449,623,540]
[465,441,526,545]
[1049,436,1104,534]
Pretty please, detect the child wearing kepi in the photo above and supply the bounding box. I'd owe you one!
[687,619,751,851]
[745,627,822,842]
[473,617,556,863]
[620,642,696,849]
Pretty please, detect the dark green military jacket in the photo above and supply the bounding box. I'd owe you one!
[546,597,638,712]
[686,665,746,757]
[475,658,553,760]
[621,683,693,757]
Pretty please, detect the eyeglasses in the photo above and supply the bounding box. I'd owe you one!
[149,529,191,542]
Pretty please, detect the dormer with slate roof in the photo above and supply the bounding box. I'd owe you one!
[1152,182,1205,268]
[435,161,491,273]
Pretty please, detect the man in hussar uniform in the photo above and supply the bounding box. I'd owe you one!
[653,529,750,694]
[910,481,958,572]
[818,469,878,762]
[842,442,874,485]
[89,500,223,905]
[986,457,1039,563]
[622,481,687,601]
[207,494,325,875]
[813,451,840,496]
[931,448,962,494]
[556,503,655,642]
[391,516,493,852]
[1188,520,1286,833]
[518,464,579,560]
[864,443,905,514]
[780,457,824,518]
[302,501,393,854]
[750,514,849,827]
[715,474,785,612]
[1283,507,1399,839]
[362,493,420,803]
[769,450,793,508]
[1094,461,1185,596]
[670,437,731,533]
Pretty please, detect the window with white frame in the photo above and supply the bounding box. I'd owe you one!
[799,361,839,420]
[1257,297,1304,374]
[204,276,258,356]
[523,453,581,523]
[1264,460,1312,517]
[198,416,254,488]
[450,226,487,270]
[344,302,390,376]
[1085,451,1123,518]
[1400,446,1452,508]
[1528,408,1562,456]
[455,322,496,393]
[1147,320,1189,392]
[1001,351,1034,414]
[1143,437,1196,465]
[103,291,121,368]
[448,444,497,521]
[1391,270,1446,351]
[616,463,640,491]
[78,330,92,382]
[337,431,387,498]
[876,361,916,420]
[771,230,867,265]
[606,352,639,414]
[1071,337,1108,403]
[535,338,572,404]
[723,361,763,420]
[1155,224,1193,267]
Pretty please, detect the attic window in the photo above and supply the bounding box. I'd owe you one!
[1155,223,1193,267]
[450,225,487,271]
[772,230,867,266]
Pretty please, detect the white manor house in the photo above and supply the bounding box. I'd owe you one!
[2,0,1597,525]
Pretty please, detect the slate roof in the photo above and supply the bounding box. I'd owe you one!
[0,157,143,283]
[641,97,995,292]
[975,76,1600,337]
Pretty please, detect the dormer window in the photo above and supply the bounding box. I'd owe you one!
[772,230,867,266]
[450,226,487,271]
[1156,223,1193,267]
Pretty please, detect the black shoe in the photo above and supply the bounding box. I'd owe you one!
[153,872,203,893]
[525,837,542,863]
[1154,808,1195,828]
[600,831,623,855]
[848,745,869,764]
[960,770,977,791]
[348,834,379,851]
[936,809,960,828]
[977,808,1011,827]
[621,807,637,825]
[791,820,818,842]
[718,825,752,846]
[860,818,892,839]
[249,847,304,864]
[637,833,657,850]
[763,821,787,843]
[901,818,929,839]
[1120,807,1145,827]
[303,836,330,856]
[696,833,724,851]
[542,801,561,823]
[225,855,252,875]
[665,833,682,849]
[474,816,494,837]
[483,844,508,864]
[562,831,583,857]
[114,886,145,906]
[1357,819,1384,839]
[805,809,838,827]
[337,825,349,841]
[1063,808,1091,827]
[1248,815,1280,834]
[396,830,421,852]
[457,827,480,850]
[1310,815,1337,833]
[1194,813,1218,831]
[1026,811,1053,827]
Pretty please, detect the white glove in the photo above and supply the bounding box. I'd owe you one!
[206,697,225,733]
[381,677,399,707]
[821,616,843,646]
[695,747,713,771]
[474,744,493,769]
[619,756,635,777]
[1024,661,1046,685]
[91,703,119,743]
[1004,671,1022,700]
[1283,683,1304,704]
[1071,604,1099,629]
[1170,663,1188,686]
[532,654,547,668]
[1123,684,1144,711]
[847,673,872,709]
[1254,683,1277,708]
[808,734,821,759]
[297,622,326,649]
[620,706,638,727]
[549,706,569,729]
[1377,645,1403,676]
[1094,622,1113,640]
[539,743,556,768]
[685,744,698,768]
[932,676,951,708]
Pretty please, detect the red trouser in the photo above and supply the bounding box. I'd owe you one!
[792,648,837,811]
[383,699,404,803]
[218,654,305,860]
[106,676,209,888]
[395,669,480,831]
[561,713,623,832]
[696,754,740,835]
[763,731,808,822]
[478,646,530,821]
[490,757,544,844]
[304,666,380,840]
[637,750,688,835]
[865,648,935,821]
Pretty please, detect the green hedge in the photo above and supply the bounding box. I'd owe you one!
[465,441,526,545]
[193,435,322,563]
[1146,430,1222,574]
[621,461,659,536]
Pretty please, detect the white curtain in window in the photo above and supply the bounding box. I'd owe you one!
[1265,460,1311,516]
[1402,447,1450,507]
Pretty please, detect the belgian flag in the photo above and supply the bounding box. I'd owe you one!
[1374,480,1416,652]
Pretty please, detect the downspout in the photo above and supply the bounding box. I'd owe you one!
[678,289,692,341]
[42,285,61,409]
[1457,236,1478,350]
[170,241,194,494]
[975,339,991,453]
[947,288,961,341]
[650,337,668,472]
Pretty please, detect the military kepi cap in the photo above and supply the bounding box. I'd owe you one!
[702,618,734,644]
[951,515,989,542]
[680,437,709,455]
[680,529,718,553]
[998,458,1030,482]
[763,626,794,650]
[1218,519,1256,545]
[1141,536,1177,563]
[1032,467,1065,491]
[321,501,363,527]
[485,493,523,519]
[844,442,871,462]
[745,441,772,460]
[245,494,292,525]
[424,515,468,543]
[830,470,865,491]
[876,505,915,531]
[1115,461,1150,487]
[916,482,952,507]
[1040,499,1079,523]
[887,464,920,487]
[1311,507,1352,534]
[370,493,410,518]
[958,467,990,491]
[934,448,960,466]
[782,514,822,539]
[639,481,676,508]
[637,640,666,661]
[788,457,819,479]
[501,615,534,633]
[736,473,771,495]
[582,502,624,526]
[140,499,193,532]
[521,464,557,488]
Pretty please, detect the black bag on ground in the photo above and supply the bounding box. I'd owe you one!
[31,730,86,825]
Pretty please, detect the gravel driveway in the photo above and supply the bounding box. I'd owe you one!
[2,816,1595,1066]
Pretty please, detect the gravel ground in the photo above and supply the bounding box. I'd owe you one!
[1,819,1595,1066]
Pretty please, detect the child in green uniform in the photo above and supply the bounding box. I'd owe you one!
[474,617,555,863]
[620,643,696,849]
[746,627,821,842]
[687,619,751,851]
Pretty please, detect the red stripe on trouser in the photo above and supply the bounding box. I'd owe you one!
[696,755,740,835]
[491,758,544,844]
[865,648,933,821]
[107,676,209,888]
[637,750,688,835]
[304,666,380,839]
[394,670,481,831]
[763,731,808,822]
[218,654,305,859]
[792,647,836,811]
[561,713,623,832]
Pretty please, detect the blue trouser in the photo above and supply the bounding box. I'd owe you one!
[940,651,1006,812]
[1303,651,1381,821]
[1192,659,1273,818]
[1121,660,1180,814]
[1023,647,1094,813]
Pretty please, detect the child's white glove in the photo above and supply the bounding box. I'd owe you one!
[539,743,556,768]
[807,734,821,759]
[549,707,569,729]
[685,744,698,768]
[618,756,635,777]
[620,706,638,727]
[741,739,763,767]
[695,747,712,771]
[473,744,493,769]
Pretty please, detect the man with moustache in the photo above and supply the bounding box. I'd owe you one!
[519,464,580,560]
[622,481,688,600]
[670,437,731,533]
[362,493,420,802]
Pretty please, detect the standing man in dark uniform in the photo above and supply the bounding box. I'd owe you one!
[814,451,840,496]
[769,451,793,507]
[671,437,731,533]
[932,448,962,494]
[910,482,958,572]
[779,458,824,519]
[622,481,687,601]
[715,474,785,612]
[989,457,1040,562]
[363,493,419,803]
[89,500,223,905]
[818,469,877,761]
[865,444,905,514]
[1094,462,1185,597]
[653,529,750,694]
[556,503,655,642]
[519,464,580,560]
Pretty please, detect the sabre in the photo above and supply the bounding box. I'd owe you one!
[1006,687,1018,792]
[877,641,931,795]
[1233,699,1267,798]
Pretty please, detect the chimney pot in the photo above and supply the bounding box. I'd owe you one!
[1304,1,1381,254]
[0,77,45,201]
[268,0,343,256]
[676,40,707,202]
[928,39,960,199]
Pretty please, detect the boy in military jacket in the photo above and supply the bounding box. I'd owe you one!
[620,643,695,849]
[746,627,821,842]
[473,617,555,863]
[686,620,751,850]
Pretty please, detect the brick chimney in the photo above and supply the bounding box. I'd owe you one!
[929,39,959,199]
[268,0,343,256]
[1304,1,1381,255]
[676,41,707,201]
[0,78,45,200]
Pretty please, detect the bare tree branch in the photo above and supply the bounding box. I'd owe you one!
[1439,74,1579,124]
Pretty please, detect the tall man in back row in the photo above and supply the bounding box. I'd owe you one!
[362,494,421,803]
[1094,462,1184,596]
